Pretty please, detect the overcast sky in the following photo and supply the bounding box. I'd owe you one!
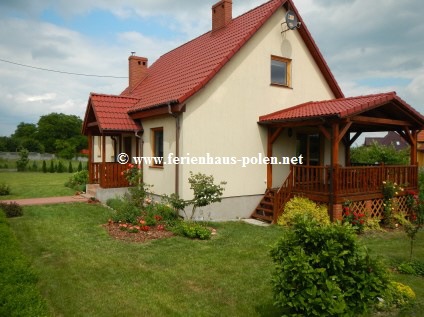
[0,0,423,138]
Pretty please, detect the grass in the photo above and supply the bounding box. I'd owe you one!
[8,203,424,316]
[9,203,284,316]
[0,210,49,316]
[0,158,87,172]
[0,172,75,200]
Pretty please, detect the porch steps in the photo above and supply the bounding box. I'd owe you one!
[251,188,277,222]
[85,184,100,198]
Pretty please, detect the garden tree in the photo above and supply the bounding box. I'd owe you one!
[37,113,87,153]
[77,161,82,172]
[31,161,38,171]
[57,161,65,173]
[16,148,29,172]
[351,142,409,165]
[0,136,19,152]
[68,161,73,173]
[12,122,37,139]
[42,161,47,173]
[18,138,45,153]
[166,172,226,220]
[55,140,76,160]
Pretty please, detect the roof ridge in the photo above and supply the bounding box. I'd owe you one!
[91,92,140,100]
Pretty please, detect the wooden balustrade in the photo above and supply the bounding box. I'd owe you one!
[89,163,130,188]
[289,164,418,197]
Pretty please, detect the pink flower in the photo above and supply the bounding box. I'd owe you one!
[157,225,165,231]
[121,172,124,176]
[128,164,134,168]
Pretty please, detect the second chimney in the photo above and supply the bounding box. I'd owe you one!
[128,55,148,92]
[212,0,232,32]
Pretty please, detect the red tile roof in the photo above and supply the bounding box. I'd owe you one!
[124,0,344,113]
[89,93,142,132]
[259,92,424,123]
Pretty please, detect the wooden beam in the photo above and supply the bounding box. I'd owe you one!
[88,130,93,183]
[130,104,185,120]
[270,127,284,144]
[318,125,331,140]
[344,133,351,166]
[396,130,412,145]
[267,119,323,128]
[332,123,339,167]
[348,132,362,147]
[403,126,414,145]
[351,115,412,126]
[87,122,99,127]
[411,130,418,165]
[337,122,352,143]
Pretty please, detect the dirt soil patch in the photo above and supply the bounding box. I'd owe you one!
[103,223,175,243]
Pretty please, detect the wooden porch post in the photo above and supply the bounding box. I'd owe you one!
[330,123,340,221]
[101,134,106,187]
[411,130,418,165]
[344,133,351,166]
[88,130,93,183]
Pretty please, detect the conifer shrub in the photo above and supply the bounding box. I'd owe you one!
[68,161,73,173]
[42,161,47,173]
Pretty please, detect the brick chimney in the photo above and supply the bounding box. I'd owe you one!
[128,55,148,92]
[212,0,232,32]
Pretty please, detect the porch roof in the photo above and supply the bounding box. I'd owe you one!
[259,92,424,130]
[82,93,142,135]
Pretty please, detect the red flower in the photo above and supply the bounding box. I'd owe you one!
[157,225,165,231]
[344,212,350,216]
[343,207,350,211]
[154,215,163,221]
[358,213,365,218]
[120,172,124,176]
[359,220,364,224]
[137,165,142,169]
[140,226,150,231]
[128,164,134,168]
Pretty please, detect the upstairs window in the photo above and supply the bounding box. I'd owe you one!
[271,55,291,87]
[151,128,164,166]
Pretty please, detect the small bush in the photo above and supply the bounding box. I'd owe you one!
[0,202,23,218]
[77,161,82,172]
[270,219,388,316]
[42,160,47,173]
[278,196,330,227]
[397,260,424,276]
[364,218,383,232]
[378,281,416,310]
[111,200,141,224]
[49,160,55,173]
[57,161,65,173]
[173,222,212,240]
[65,170,88,191]
[68,161,73,173]
[0,183,11,196]
[106,198,125,211]
[31,160,38,172]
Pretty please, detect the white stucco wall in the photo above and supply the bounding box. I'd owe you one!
[176,6,337,199]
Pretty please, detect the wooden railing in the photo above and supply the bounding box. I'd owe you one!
[273,168,294,223]
[289,164,418,197]
[89,163,130,188]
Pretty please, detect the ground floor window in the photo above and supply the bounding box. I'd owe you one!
[296,133,321,166]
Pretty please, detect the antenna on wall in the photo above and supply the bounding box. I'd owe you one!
[281,10,301,33]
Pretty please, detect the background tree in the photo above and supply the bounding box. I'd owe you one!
[16,149,29,172]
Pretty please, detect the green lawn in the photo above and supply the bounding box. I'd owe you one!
[0,172,75,200]
[8,203,424,316]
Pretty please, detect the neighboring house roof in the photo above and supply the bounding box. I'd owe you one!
[364,131,408,150]
[83,93,142,133]
[259,92,424,123]
[124,0,344,113]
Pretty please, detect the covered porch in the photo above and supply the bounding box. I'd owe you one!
[254,92,424,223]
[82,93,142,189]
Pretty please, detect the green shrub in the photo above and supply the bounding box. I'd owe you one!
[0,183,11,196]
[278,196,330,227]
[270,219,388,316]
[106,198,125,211]
[57,161,65,173]
[173,222,212,240]
[0,202,23,218]
[68,161,73,173]
[31,160,38,172]
[364,218,383,232]
[16,148,29,171]
[111,200,141,224]
[42,160,47,173]
[378,281,416,310]
[0,210,49,316]
[397,260,424,276]
[65,170,88,191]
[49,160,55,173]
[77,161,82,172]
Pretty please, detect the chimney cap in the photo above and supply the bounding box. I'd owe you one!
[212,0,232,9]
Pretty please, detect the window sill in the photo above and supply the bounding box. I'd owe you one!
[149,165,164,169]
[271,83,292,89]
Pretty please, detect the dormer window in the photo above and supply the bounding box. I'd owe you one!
[271,55,291,87]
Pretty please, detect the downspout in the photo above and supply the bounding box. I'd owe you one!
[111,136,117,162]
[135,129,143,163]
[168,103,181,196]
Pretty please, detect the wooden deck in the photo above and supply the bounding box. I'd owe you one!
[252,164,418,223]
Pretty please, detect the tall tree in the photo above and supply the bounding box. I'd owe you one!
[12,122,37,139]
